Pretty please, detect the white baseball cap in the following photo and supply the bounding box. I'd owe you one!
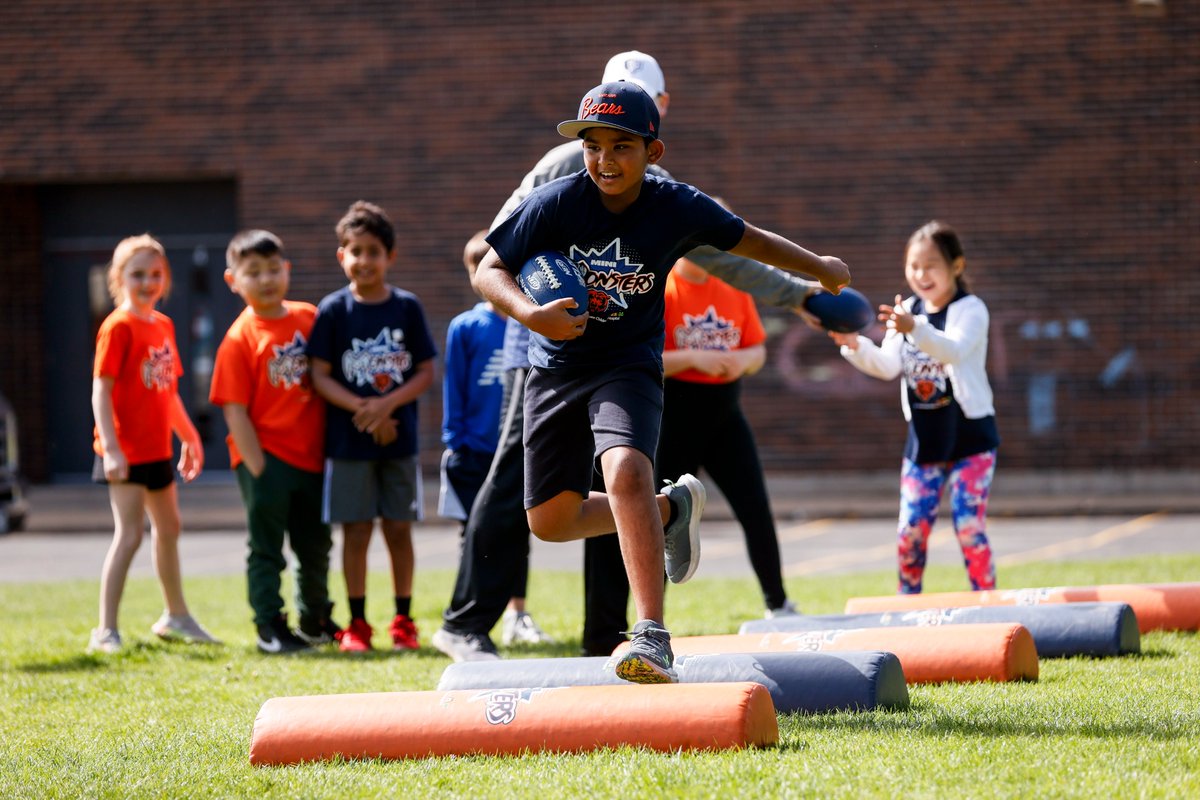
[602,50,666,98]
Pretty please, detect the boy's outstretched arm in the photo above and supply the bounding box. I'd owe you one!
[473,248,586,341]
[728,224,850,294]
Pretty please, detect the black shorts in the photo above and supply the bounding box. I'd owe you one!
[92,456,175,491]
[522,361,663,508]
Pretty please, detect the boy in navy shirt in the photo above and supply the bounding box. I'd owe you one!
[307,201,437,653]
[475,82,850,683]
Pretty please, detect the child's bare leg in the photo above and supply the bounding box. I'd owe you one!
[379,519,414,598]
[341,521,374,599]
[98,483,147,630]
[145,483,188,616]
[600,447,668,624]
[526,491,622,543]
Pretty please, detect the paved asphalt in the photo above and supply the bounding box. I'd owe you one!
[3,475,1198,584]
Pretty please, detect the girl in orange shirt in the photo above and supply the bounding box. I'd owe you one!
[88,234,219,654]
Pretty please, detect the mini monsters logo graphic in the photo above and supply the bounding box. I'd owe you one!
[902,342,948,404]
[141,342,176,391]
[342,328,412,394]
[470,688,547,726]
[674,306,742,351]
[268,331,311,390]
[570,239,653,319]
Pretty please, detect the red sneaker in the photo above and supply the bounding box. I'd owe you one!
[339,618,373,652]
[389,614,420,651]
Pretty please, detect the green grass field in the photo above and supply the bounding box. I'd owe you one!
[2,555,1198,799]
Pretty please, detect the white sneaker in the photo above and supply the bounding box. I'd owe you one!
[151,612,222,644]
[431,627,500,662]
[501,609,556,646]
[765,600,801,619]
[87,627,122,654]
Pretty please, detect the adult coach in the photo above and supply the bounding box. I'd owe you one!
[432,51,820,661]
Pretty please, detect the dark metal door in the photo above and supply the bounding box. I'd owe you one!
[39,182,240,478]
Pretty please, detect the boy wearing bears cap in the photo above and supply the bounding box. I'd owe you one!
[434,51,829,665]
[474,80,851,683]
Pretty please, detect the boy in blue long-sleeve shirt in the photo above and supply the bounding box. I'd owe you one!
[438,230,506,525]
[438,230,554,646]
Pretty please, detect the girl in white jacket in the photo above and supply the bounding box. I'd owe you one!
[831,221,998,594]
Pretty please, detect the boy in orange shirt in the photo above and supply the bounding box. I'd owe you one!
[210,230,339,654]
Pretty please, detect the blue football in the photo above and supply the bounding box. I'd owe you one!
[803,287,874,333]
[517,251,588,317]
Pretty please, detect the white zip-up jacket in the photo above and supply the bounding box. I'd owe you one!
[840,293,994,421]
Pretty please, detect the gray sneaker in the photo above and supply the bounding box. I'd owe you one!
[151,612,221,645]
[431,627,500,662]
[662,474,705,584]
[612,620,677,684]
[87,627,122,654]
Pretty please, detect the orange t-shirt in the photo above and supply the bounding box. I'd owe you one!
[663,269,766,385]
[92,308,182,464]
[209,301,325,473]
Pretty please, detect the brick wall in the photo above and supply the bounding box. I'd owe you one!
[1,0,1196,480]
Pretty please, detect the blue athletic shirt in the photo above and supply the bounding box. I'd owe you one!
[902,290,1000,464]
[500,318,531,371]
[306,285,437,460]
[486,171,745,371]
[441,302,506,453]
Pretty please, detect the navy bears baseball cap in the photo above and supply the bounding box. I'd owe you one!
[557,81,660,140]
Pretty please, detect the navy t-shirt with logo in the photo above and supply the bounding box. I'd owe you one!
[487,171,746,371]
[902,290,999,464]
[306,285,437,460]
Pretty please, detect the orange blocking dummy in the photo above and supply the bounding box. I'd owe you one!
[615,623,1038,685]
[844,582,1200,633]
[249,682,777,765]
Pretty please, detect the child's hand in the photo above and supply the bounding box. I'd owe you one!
[691,350,740,379]
[527,298,588,341]
[828,331,860,350]
[878,294,915,334]
[103,449,129,482]
[372,418,399,447]
[353,396,394,434]
[178,439,204,483]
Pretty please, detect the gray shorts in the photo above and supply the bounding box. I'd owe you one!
[522,361,663,509]
[322,456,422,524]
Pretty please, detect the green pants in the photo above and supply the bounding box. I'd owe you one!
[236,452,333,628]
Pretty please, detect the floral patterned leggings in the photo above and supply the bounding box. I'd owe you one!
[896,450,997,594]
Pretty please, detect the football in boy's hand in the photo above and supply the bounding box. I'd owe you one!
[517,251,589,317]
[802,286,874,333]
